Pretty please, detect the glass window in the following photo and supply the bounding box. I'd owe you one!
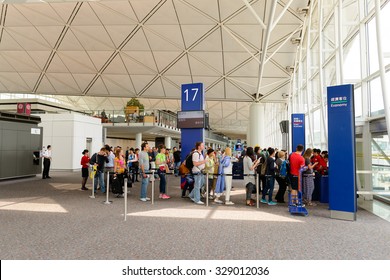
[354,86,362,118]
[311,75,321,106]
[322,0,337,19]
[369,76,384,116]
[381,2,390,65]
[310,40,319,76]
[323,15,336,61]
[344,34,361,82]
[313,109,321,147]
[342,0,360,41]
[323,57,337,86]
[368,17,379,74]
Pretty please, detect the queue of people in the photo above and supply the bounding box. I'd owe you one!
[78,141,329,208]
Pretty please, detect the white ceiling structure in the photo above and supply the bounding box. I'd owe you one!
[0,0,308,139]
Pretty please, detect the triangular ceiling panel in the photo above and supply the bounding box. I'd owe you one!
[121,29,150,51]
[46,53,69,73]
[225,79,252,101]
[6,27,51,50]
[218,0,246,22]
[46,2,77,24]
[36,75,56,94]
[161,78,180,98]
[130,0,161,22]
[164,54,191,76]
[163,75,193,89]
[139,77,165,97]
[105,25,137,48]
[224,25,262,50]
[91,1,138,25]
[144,0,178,25]
[0,73,29,92]
[269,25,301,48]
[46,73,81,93]
[153,51,182,72]
[225,0,266,25]
[227,77,257,95]
[19,73,40,91]
[36,26,68,48]
[223,52,253,74]
[205,79,225,99]
[192,75,221,92]
[274,4,304,25]
[87,51,113,71]
[3,6,34,27]
[143,28,182,51]
[174,0,216,24]
[16,4,65,26]
[72,74,96,92]
[186,0,220,21]
[188,54,220,77]
[103,54,129,75]
[122,50,158,72]
[268,53,296,71]
[86,76,110,96]
[120,52,157,75]
[180,25,216,48]
[71,3,102,26]
[71,26,116,51]
[101,74,135,96]
[0,54,15,71]
[190,51,223,75]
[57,29,85,51]
[1,51,40,72]
[262,60,289,77]
[130,74,156,94]
[146,25,185,50]
[57,51,97,74]
[191,28,222,52]
[0,31,24,51]
[230,58,260,77]
[221,27,258,52]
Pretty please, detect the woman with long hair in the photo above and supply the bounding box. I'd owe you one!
[302,148,318,206]
[214,147,236,205]
[155,144,170,199]
[80,149,90,191]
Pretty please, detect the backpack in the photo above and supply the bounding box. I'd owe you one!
[89,153,97,165]
[279,160,288,177]
[260,152,268,176]
[186,151,200,170]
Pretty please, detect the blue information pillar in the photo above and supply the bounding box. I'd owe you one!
[327,84,356,221]
[181,83,205,162]
[291,113,305,152]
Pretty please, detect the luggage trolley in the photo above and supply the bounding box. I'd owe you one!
[288,167,308,216]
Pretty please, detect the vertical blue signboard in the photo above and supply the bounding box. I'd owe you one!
[327,84,356,221]
[181,83,205,163]
[291,113,305,152]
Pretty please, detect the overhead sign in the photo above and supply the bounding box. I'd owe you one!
[177,110,205,129]
[291,113,305,152]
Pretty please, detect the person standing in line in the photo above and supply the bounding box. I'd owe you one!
[113,147,126,198]
[80,149,90,190]
[289,144,305,205]
[42,145,52,179]
[204,148,216,199]
[139,142,151,202]
[189,141,207,205]
[133,148,140,182]
[261,148,277,206]
[155,144,170,199]
[302,148,318,206]
[243,147,260,206]
[215,147,236,205]
[94,147,109,194]
[173,147,181,177]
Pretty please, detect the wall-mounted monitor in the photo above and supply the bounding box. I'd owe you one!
[177,110,205,129]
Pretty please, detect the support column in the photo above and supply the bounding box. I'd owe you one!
[135,133,142,149]
[164,136,172,149]
[248,102,265,147]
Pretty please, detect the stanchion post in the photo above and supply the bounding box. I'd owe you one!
[89,168,95,199]
[206,172,209,207]
[255,173,259,209]
[151,170,155,205]
[124,177,127,221]
[104,171,112,204]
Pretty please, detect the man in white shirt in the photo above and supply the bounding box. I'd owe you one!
[42,145,52,179]
[189,141,207,205]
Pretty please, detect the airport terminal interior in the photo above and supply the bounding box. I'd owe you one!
[1,0,390,259]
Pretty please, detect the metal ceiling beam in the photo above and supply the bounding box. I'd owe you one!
[242,0,267,29]
[271,0,294,30]
[255,0,278,101]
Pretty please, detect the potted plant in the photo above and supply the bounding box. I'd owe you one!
[124,98,144,122]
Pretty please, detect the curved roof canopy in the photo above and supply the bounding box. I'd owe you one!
[0,0,307,138]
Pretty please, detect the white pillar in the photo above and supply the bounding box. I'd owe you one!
[135,133,142,149]
[164,136,172,149]
[248,102,265,148]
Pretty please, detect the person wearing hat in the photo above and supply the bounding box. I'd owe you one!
[80,149,90,190]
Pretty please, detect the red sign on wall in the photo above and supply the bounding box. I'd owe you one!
[17,103,25,114]
[16,103,31,115]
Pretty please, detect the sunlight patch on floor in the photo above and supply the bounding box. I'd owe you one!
[127,208,302,223]
[0,199,68,213]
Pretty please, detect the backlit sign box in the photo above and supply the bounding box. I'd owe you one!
[177,110,205,129]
